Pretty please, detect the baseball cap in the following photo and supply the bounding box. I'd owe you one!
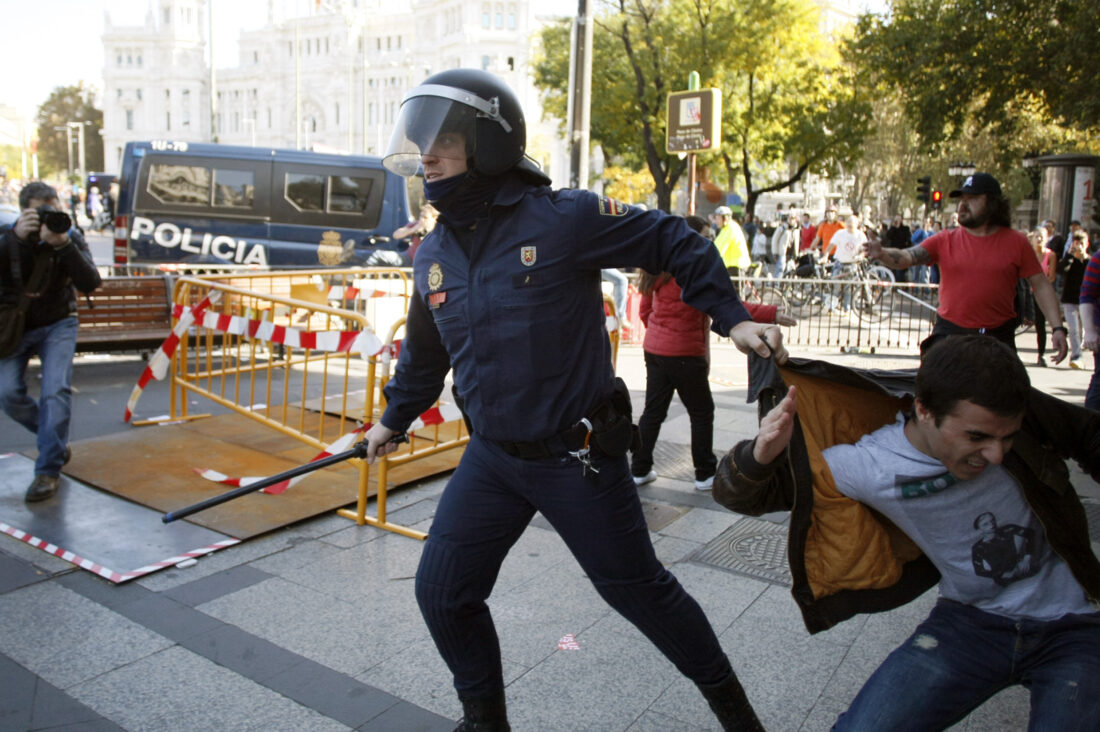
[949,172,1001,198]
[714,205,732,216]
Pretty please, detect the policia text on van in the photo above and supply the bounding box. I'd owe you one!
[113,141,412,269]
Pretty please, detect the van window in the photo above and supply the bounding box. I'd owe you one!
[213,169,255,208]
[282,171,378,217]
[148,163,255,208]
[329,175,374,214]
[285,173,324,211]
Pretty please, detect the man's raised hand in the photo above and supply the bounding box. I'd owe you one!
[752,385,798,465]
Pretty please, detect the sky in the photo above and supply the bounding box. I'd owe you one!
[2,0,885,121]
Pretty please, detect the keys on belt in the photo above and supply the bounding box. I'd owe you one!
[567,418,599,476]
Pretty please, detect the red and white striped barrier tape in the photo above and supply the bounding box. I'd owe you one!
[123,291,221,422]
[0,521,239,584]
[325,285,393,300]
[168,303,384,356]
[124,296,387,422]
[194,424,367,495]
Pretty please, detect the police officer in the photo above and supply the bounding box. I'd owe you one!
[363,69,783,732]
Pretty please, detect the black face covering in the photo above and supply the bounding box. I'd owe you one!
[425,170,508,231]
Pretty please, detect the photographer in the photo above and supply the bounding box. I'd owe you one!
[0,182,101,502]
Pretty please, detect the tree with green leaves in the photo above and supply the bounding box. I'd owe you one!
[850,0,1100,152]
[34,83,104,180]
[532,0,870,214]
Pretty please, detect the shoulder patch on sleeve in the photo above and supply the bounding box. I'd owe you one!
[597,196,630,216]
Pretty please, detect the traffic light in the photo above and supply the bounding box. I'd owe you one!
[916,176,931,204]
[931,190,943,210]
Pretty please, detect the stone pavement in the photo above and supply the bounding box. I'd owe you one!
[1,334,1096,731]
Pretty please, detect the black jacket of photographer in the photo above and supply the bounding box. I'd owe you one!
[0,224,101,331]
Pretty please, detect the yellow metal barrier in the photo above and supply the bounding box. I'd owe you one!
[147,273,465,540]
[337,315,469,533]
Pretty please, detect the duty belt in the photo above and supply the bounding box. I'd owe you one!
[494,396,618,461]
[495,421,592,459]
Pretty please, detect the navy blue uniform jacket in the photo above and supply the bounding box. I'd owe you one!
[381,177,752,443]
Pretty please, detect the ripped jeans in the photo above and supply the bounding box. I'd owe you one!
[833,599,1100,731]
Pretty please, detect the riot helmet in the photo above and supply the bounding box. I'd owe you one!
[384,69,528,179]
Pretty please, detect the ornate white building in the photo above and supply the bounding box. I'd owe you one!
[101,0,571,183]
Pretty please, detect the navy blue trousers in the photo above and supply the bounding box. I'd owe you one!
[415,434,732,700]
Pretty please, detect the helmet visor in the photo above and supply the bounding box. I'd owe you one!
[383,96,476,177]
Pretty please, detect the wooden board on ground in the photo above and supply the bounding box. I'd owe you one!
[64,412,463,539]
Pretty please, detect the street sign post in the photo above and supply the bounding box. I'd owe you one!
[667,83,721,215]
[666,88,721,154]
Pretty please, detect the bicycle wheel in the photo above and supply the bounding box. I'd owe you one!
[757,286,788,311]
[785,279,823,317]
[868,264,895,283]
[855,269,891,322]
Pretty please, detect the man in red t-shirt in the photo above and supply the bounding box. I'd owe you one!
[865,172,1067,361]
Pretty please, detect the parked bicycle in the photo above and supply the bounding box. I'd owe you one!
[775,253,894,321]
[737,262,789,311]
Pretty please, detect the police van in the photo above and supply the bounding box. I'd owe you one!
[112,141,412,269]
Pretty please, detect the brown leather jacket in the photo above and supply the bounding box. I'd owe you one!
[713,355,1100,634]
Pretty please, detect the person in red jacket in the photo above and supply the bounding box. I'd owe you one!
[631,215,794,491]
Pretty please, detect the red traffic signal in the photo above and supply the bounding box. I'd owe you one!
[931,190,943,209]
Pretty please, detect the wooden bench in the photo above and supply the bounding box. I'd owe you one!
[75,275,175,355]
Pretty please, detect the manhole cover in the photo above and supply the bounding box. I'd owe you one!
[689,517,792,587]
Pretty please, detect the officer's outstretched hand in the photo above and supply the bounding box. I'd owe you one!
[753,386,797,465]
[729,319,788,364]
[363,422,400,464]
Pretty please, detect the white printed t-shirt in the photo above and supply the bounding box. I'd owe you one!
[829,228,866,264]
[823,413,1094,621]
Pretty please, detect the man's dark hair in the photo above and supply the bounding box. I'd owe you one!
[916,335,1030,425]
[19,181,58,209]
[685,215,710,234]
[987,193,1012,228]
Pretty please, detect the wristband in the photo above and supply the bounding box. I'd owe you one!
[1052,326,1068,336]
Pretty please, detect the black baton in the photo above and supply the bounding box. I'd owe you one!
[162,433,407,523]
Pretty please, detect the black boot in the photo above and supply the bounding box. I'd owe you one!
[697,672,765,732]
[454,689,510,732]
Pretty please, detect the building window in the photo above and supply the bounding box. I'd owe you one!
[127,54,133,66]
[482,4,490,28]
[508,4,516,29]
[117,53,122,66]
[335,102,340,126]
[137,54,143,67]
[117,88,122,99]
[166,111,171,131]
[136,88,142,101]
[267,108,272,128]
[166,89,171,100]
[253,50,259,63]
[481,55,490,70]
[163,8,171,24]
[126,110,133,131]
[495,4,503,28]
